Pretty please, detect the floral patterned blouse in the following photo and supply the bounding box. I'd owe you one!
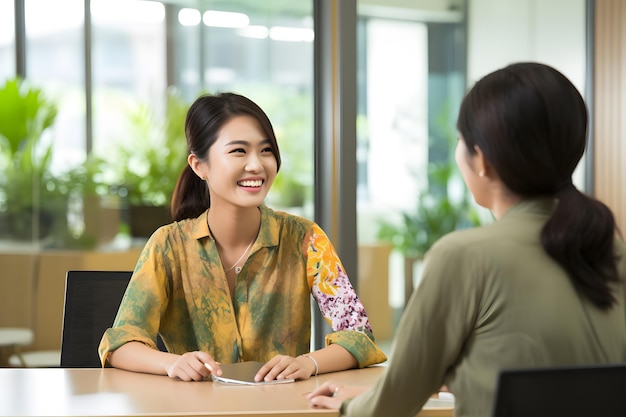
[99,204,387,368]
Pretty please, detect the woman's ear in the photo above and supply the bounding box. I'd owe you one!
[473,145,491,178]
[188,153,206,180]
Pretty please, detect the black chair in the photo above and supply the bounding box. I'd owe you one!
[492,363,626,417]
[60,270,166,368]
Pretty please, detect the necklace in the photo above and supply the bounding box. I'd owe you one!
[206,212,255,274]
[223,238,255,274]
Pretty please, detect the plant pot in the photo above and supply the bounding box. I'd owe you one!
[6,202,67,242]
[129,204,171,238]
[81,194,123,248]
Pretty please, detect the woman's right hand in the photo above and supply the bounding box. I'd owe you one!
[307,380,369,409]
[165,351,222,381]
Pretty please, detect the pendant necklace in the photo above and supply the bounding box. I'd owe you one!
[207,212,255,275]
[223,238,255,274]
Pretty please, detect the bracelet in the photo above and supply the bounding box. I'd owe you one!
[302,354,319,376]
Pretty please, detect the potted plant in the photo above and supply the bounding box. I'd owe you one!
[0,77,66,243]
[377,162,480,256]
[259,89,314,213]
[377,144,483,304]
[104,87,190,238]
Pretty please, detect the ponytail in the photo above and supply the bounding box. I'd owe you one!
[541,185,621,309]
[170,165,210,222]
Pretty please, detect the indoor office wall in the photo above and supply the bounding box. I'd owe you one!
[594,0,626,231]
[467,0,587,188]
[467,0,626,242]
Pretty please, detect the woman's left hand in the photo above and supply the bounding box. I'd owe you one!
[307,380,369,410]
[254,355,315,382]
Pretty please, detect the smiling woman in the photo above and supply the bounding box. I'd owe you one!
[189,114,278,215]
[98,92,387,383]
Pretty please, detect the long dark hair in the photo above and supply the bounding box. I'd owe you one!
[170,92,281,221]
[457,62,621,310]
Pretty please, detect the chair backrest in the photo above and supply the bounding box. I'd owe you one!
[492,364,626,417]
[60,270,133,367]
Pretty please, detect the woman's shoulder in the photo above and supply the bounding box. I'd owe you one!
[434,221,499,248]
[427,218,527,263]
[261,205,315,231]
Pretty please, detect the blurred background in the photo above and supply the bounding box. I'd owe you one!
[2,0,617,364]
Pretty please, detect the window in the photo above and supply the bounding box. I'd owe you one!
[174,2,315,216]
[25,0,85,172]
[0,0,14,79]
[356,5,467,315]
[0,0,314,249]
[91,0,166,158]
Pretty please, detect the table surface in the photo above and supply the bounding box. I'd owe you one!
[0,365,454,417]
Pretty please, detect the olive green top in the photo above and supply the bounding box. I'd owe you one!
[342,198,626,417]
[99,205,387,368]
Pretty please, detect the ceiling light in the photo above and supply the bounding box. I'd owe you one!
[202,10,249,28]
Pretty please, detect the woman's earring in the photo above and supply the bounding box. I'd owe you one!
[478,171,485,177]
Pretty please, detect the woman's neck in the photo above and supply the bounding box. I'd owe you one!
[490,188,523,220]
[206,206,261,247]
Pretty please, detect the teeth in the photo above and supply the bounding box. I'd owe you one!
[238,180,263,187]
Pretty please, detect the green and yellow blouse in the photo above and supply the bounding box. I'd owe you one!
[99,204,387,367]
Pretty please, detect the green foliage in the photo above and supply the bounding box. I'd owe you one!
[0,78,57,154]
[0,77,66,240]
[0,77,59,204]
[254,89,314,209]
[377,162,480,258]
[107,87,190,207]
[376,105,482,258]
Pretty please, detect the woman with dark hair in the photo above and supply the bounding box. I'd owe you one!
[308,62,626,416]
[99,92,386,381]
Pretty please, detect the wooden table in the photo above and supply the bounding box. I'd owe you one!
[0,365,454,416]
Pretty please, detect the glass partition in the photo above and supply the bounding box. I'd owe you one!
[0,0,85,249]
[355,2,468,346]
[355,0,587,350]
[0,0,314,251]
[0,0,14,79]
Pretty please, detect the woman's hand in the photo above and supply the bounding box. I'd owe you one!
[254,355,315,382]
[165,351,222,382]
[307,381,369,410]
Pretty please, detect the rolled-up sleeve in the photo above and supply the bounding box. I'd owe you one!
[98,232,171,366]
[307,224,387,367]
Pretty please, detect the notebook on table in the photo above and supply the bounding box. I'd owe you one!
[211,361,296,385]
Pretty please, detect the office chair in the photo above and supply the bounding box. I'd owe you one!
[492,363,626,417]
[61,270,166,368]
